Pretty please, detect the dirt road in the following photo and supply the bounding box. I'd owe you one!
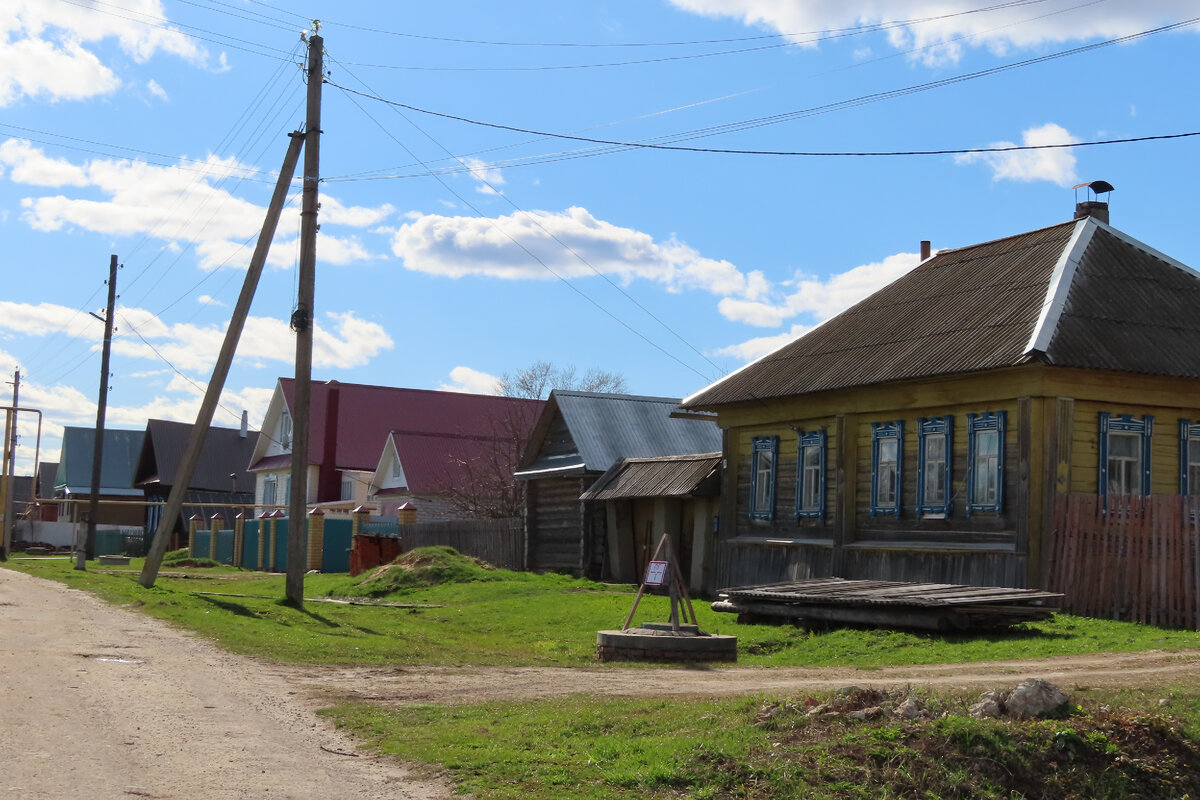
[6,567,1200,798]
[0,568,448,800]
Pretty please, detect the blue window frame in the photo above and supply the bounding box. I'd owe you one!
[795,429,826,520]
[1179,419,1200,496]
[916,416,953,516]
[1098,412,1152,500]
[748,435,779,520]
[966,411,1006,516]
[870,421,903,517]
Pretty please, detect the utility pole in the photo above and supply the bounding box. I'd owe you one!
[79,255,118,571]
[286,25,323,607]
[1,368,18,559]
[138,132,304,588]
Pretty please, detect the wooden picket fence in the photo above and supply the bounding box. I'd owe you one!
[1047,494,1200,629]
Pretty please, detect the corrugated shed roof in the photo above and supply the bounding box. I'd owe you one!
[262,380,544,471]
[519,391,722,476]
[684,217,1200,408]
[55,427,145,494]
[133,419,260,493]
[580,452,722,501]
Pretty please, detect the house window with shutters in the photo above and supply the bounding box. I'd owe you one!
[1180,420,1200,496]
[795,429,826,519]
[870,421,903,517]
[1098,412,1152,500]
[748,436,779,520]
[966,411,1006,515]
[916,415,953,517]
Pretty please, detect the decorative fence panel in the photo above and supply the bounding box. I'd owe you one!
[322,518,353,574]
[1047,494,1200,629]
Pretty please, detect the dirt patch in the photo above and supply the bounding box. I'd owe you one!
[293,649,1200,709]
[0,568,451,800]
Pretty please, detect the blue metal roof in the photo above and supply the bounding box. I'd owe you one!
[55,427,145,495]
[519,391,721,476]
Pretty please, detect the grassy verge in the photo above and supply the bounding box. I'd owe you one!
[322,685,1200,800]
[6,550,1200,668]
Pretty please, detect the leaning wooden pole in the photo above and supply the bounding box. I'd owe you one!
[139,132,305,589]
[286,29,323,607]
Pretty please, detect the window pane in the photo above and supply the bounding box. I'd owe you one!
[878,464,896,507]
[1107,431,1141,495]
[879,438,897,463]
[977,429,998,457]
[800,444,820,511]
[923,433,946,505]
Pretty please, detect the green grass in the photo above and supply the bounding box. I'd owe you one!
[6,549,1200,668]
[322,686,1200,800]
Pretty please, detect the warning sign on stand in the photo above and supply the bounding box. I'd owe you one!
[645,560,669,586]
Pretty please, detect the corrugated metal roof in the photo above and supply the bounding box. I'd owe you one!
[390,430,524,496]
[1045,226,1200,378]
[520,391,722,475]
[580,452,722,500]
[684,217,1200,408]
[55,427,145,494]
[133,419,260,493]
[258,380,544,472]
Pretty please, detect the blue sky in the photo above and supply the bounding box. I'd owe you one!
[2,0,1198,474]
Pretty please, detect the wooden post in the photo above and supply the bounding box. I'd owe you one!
[286,29,324,607]
[307,508,324,572]
[138,130,305,588]
[257,511,268,571]
[79,255,118,570]
[233,512,244,568]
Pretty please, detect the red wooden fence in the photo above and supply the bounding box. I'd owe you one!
[1047,494,1200,629]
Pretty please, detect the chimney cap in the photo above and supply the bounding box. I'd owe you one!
[1072,180,1114,196]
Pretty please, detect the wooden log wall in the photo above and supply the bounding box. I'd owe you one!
[1047,493,1200,629]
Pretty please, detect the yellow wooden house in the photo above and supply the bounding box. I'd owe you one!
[682,198,1200,594]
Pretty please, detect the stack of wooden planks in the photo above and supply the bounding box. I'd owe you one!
[712,577,1062,631]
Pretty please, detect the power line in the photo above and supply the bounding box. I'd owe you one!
[325,17,1200,159]
[266,0,1051,48]
[328,59,723,385]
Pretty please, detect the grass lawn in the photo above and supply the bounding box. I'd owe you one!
[5,548,1200,668]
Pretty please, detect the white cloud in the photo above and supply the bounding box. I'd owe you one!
[667,1,1197,65]
[954,123,1079,186]
[4,140,389,270]
[713,323,813,362]
[464,158,505,195]
[713,250,921,360]
[197,295,225,307]
[1,0,207,106]
[0,139,88,187]
[718,251,920,327]
[439,366,502,395]
[391,206,767,300]
[0,300,392,377]
[147,78,169,101]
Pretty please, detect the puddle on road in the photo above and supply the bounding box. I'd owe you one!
[74,652,144,664]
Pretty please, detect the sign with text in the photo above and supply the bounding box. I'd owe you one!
[645,561,669,586]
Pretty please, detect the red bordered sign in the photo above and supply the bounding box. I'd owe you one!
[645,561,669,586]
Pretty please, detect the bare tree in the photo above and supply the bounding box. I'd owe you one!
[499,360,628,400]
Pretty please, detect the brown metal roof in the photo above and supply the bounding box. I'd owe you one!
[684,217,1200,408]
[580,452,721,501]
[1045,226,1200,379]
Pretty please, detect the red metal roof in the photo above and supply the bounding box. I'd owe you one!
[273,380,544,472]
[390,430,524,496]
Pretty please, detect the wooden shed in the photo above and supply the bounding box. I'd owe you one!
[515,391,721,579]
